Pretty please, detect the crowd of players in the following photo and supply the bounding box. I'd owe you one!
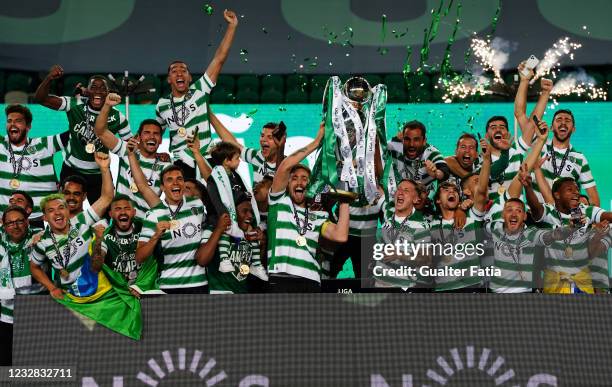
[2,8,612,364]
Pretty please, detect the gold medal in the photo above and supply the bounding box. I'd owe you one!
[564,246,573,258]
[60,268,70,280]
[296,235,307,247]
[169,219,180,230]
[497,185,506,195]
[130,183,139,193]
[239,264,250,276]
[9,178,20,189]
[177,127,187,137]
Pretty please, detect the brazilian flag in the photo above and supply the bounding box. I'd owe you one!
[55,255,143,340]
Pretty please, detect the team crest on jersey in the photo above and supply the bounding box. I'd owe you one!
[26,145,37,154]
[69,229,79,239]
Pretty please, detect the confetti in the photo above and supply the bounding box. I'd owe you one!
[240,49,248,63]
[202,3,213,15]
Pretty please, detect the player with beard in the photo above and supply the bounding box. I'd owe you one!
[35,67,131,204]
[267,123,350,293]
[373,179,432,290]
[0,206,45,365]
[1,105,69,221]
[203,193,268,294]
[526,176,612,294]
[156,10,238,179]
[387,120,449,194]
[444,133,480,186]
[134,164,208,294]
[483,115,526,202]
[514,66,599,205]
[431,141,490,291]
[210,111,286,183]
[482,123,559,293]
[29,153,114,300]
[94,93,172,219]
[95,195,142,286]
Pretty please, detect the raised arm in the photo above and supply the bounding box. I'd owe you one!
[90,152,114,218]
[189,135,212,180]
[534,156,554,204]
[528,78,553,134]
[514,62,534,145]
[321,202,349,243]
[195,214,231,266]
[94,93,122,150]
[209,108,242,149]
[127,139,162,208]
[34,64,65,110]
[507,121,549,198]
[474,139,491,212]
[205,10,238,84]
[270,122,324,193]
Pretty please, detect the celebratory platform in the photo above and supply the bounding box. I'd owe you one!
[13,295,612,386]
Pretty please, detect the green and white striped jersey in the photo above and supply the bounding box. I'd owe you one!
[241,147,276,184]
[487,145,526,203]
[348,198,383,237]
[0,228,45,324]
[387,140,446,192]
[139,197,207,289]
[155,74,215,167]
[0,134,66,218]
[31,208,99,291]
[517,137,595,198]
[535,203,605,276]
[591,232,611,291]
[431,208,484,291]
[267,191,330,283]
[204,228,262,294]
[374,201,431,289]
[110,139,172,219]
[58,96,131,174]
[486,222,546,293]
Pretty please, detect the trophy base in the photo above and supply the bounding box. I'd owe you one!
[325,189,359,203]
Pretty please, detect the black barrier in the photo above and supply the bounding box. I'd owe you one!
[11,295,612,386]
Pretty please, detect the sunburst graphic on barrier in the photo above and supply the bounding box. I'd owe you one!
[136,348,227,386]
[423,346,518,387]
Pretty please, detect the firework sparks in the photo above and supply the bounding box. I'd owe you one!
[532,37,582,83]
[439,75,492,103]
[469,37,508,84]
[551,71,607,101]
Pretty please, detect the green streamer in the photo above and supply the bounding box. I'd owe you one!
[487,0,502,40]
[381,14,387,43]
[440,1,462,80]
[402,45,413,89]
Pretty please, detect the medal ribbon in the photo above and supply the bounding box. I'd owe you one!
[291,201,310,236]
[549,143,571,177]
[48,227,74,273]
[165,198,184,220]
[169,91,192,127]
[7,139,29,180]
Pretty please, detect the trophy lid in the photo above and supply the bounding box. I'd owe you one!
[343,76,372,104]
